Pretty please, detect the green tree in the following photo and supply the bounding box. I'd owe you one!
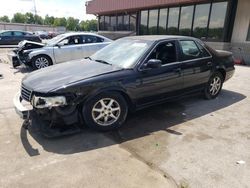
[25,12,35,24]
[44,15,55,25]
[34,15,43,25]
[66,17,79,31]
[53,17,67,27]
[79,19,97,31]
[11,13,26,23]
[0,15,10,23]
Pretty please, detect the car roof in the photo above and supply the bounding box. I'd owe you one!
[0,30,27,32]
[61,32,111,39]
[125,35,199,42]
[0,30,32,34]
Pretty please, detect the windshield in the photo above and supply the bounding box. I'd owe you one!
[45,34,66,46]
[90,38,153,69]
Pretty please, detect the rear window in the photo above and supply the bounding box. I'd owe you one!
[179,40,203,61]
[82,35,104,44]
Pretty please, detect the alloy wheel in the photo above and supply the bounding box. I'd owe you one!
[209,76,222,96]
[91,98,121,126]
[35,57,49,69]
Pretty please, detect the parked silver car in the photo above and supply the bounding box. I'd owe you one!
[10,32,112,69]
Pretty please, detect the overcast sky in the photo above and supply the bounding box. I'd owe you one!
[0,0,96,20]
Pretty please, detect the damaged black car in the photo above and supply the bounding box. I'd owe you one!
[14,36,235,131]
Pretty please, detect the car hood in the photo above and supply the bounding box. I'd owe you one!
[17,40,45,52]
[22,59,123,93]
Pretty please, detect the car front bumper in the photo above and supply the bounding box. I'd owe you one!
[7,52,21,68]
[13,92,33,119]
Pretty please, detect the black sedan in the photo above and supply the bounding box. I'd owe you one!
[14,36,235,131]
[0,30,41,45]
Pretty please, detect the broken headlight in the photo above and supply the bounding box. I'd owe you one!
[32,96,67,109]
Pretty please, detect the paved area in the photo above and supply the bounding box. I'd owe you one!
[0,48,13,64]
[0,62,249,188]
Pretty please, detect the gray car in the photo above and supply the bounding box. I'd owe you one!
[10,32,112,69]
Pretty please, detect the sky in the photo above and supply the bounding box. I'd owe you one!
[0,0,96,21]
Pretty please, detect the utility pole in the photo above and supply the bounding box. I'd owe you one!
[33,0,37,24]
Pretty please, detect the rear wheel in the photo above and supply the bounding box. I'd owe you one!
[32,55,52,70]
[82,92,128,131]
[204,72,224,99]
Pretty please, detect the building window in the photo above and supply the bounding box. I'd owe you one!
[192,4,210,39]
[208,2,228,41]
[104,16,110,30]
[130,14,136,32]
[110,16,117,31]
[158,8,168,35]
[247,22,250,41]
[99,13,136,32]
[168,7,180,35]
[140,10,148,35]
[179,6,194,36]
[117,15,123,31]
[99,16,105,30]
[124,15,130,31]
[148,9,159,35]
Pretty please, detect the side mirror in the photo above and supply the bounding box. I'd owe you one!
[145,59,162,69]
[56,43,63,48]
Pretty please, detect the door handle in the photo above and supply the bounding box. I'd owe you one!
[207,62,212,66]
[77,47,81,50]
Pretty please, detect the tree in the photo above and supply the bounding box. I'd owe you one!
[25,12,35,24]
[79,19,97,31]
[11,13,26,23]
[44,15,55,25]
[34,15,43,25]
[66,17,79,31]
[53,17,67,27]
[0,15,10,23]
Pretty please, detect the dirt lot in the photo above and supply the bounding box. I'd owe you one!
[0,61,249,188]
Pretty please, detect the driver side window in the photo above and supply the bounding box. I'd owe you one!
[148,41,177,65]
[58,36,82,46]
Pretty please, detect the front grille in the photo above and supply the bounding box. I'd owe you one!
[21,85,32,102]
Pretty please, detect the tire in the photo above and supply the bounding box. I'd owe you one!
[32,55,52,70]
[204,72,224,99]
[82,92,128,131]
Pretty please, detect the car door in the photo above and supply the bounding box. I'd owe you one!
[81,35,108,57]
[136,40,183,105]
[0,31,14,45]
[53,35,83,63]
[13,31,25,44]
[178,40,213,91]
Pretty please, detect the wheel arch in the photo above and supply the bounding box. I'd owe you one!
[29,50,54,64]
[83,87,135,112]
[216,68,226,81]
[31,54,53,65]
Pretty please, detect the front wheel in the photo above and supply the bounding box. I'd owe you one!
[204,72,224,99]
[82,92,128,131]
[32,55,52,70]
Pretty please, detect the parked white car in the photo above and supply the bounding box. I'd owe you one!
[10,32,112,69]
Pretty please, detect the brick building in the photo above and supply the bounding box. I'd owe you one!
[86,0,250,64]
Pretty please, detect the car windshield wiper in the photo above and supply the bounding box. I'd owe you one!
[94,59,112,65]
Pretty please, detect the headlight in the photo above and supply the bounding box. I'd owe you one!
[32,96,67,109]
[18,41,25,48]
